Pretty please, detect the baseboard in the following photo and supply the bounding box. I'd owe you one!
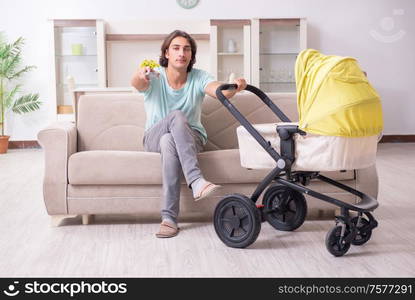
[7,135,415,149]
[8,141,41,149]
[379,135,415,143]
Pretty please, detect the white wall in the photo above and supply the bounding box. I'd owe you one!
[0,0,414,140]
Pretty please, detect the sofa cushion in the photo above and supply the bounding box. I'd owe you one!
[77,94,146,152]
[68,150,161,185]
[68,149,268,185]
[68,149,355,185]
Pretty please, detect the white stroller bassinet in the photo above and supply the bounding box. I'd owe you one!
[237,48,383,172]
[237,123,379,171]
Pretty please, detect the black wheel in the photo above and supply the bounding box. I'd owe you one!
[325,225,351,257]
[262,184,307,231]
[350,216,372,246]
[214,194,261,248]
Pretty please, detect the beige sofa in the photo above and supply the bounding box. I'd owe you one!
[37,92,379,226]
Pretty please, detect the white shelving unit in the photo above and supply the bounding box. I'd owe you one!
[50,19,106,120]
[47,18,307,122]
[251,18,307,92]
[105,20,211,87]
[210,20,251,83]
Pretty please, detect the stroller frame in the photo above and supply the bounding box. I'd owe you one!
[213,84,379,256]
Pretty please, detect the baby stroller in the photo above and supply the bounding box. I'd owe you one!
[213,49,383,257]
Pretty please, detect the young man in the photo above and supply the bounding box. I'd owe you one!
[131,30,247,238]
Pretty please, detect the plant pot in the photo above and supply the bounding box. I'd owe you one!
[0,135,10,154]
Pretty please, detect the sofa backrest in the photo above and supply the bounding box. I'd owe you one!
[76,92,298,152]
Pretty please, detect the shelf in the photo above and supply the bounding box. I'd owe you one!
[56,54,97,57]
[218,52,244,56]
[54,20,96,27]
[260,81,295,84]
[259,52,298,55]
[58,83,99,87]
[57,105,73,114]
[73,87,135,92]
[211,20,251,26]
[106,34,210,41]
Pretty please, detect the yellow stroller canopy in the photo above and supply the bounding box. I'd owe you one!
[295,49,383,137]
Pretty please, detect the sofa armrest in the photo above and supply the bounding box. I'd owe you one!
[37,121,77,214]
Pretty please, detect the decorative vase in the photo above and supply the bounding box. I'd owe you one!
[71,44,83,55]
[0,135,10,154]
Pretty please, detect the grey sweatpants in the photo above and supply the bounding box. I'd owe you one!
[143,110,204,223]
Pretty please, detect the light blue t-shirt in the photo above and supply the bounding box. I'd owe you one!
[139,67,214,145]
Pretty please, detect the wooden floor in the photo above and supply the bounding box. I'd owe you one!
[0,143,414,277]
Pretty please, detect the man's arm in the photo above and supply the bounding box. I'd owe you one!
[131,66,151,92]
[205,78,247,99]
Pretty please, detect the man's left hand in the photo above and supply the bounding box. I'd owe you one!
[233,78,247,92]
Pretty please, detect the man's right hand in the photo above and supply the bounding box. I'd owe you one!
[141,66,153,81]
[131,66,151,91]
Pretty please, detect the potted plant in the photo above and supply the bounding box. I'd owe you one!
[0,33,41,153]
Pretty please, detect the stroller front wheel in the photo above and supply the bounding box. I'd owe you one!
[262,184,307,231]
[214,194,261,248]
[325,225,351,257]
[350,216,372,246]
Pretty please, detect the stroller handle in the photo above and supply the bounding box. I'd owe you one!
[215,83,292,168]
[216,84,291,122]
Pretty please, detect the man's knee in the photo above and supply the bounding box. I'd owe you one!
[159,133,175,152]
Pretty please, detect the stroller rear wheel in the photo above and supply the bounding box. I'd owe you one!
[262,184,307,231]
[350,216,372,246]
[214,194,261,248]
[325,225,351,257]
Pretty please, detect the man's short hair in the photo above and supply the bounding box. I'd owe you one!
[159,30,197,73]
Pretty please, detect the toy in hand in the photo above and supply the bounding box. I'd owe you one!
[140,59,160,69]
[140,59,160,79]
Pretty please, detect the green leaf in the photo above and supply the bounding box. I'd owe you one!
[11,93,41,114]
[4,84,21,108]
[0,36,26,79]
[11,37,24,51]
[3,54,21,78]
[8,65,36,80]
[0,43,12,59]
[0,34,40,132]
[8,37,24,58]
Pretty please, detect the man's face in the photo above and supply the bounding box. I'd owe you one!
[165,36,192,71]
